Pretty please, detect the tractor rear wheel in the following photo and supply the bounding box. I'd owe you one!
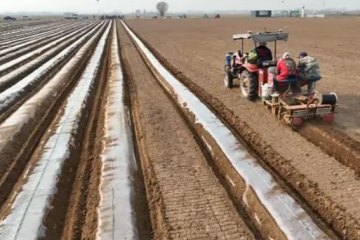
[240,70,258,100]
[224,72,233,88]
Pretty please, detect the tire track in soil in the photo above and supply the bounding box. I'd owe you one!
[298,123,360,176]
[125,23,360,240]
[117,20,259,240]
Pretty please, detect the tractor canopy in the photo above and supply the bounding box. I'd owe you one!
[233,31,289,43]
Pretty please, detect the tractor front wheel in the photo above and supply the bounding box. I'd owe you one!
[240,70,258,100]
[224,72,233,88]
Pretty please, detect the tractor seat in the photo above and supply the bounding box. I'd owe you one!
[300,77,322,93]
[304,77,322,82]
[257,60,277,68]
[273,77,298,96]
[273,77,297,84]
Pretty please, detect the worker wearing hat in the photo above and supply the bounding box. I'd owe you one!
[296,51,321,93]
[298,51,308,58]
[272,52,299,94]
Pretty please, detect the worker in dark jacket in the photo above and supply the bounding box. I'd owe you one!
[247,42,273,64]
[255,42,273,61]
[297,51,321,93]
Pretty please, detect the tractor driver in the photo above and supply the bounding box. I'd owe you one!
[255,42,273,62]
[247,42,273,65]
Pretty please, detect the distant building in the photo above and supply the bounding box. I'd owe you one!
[251,10,272,18]
[281,11,289,17]
[290,11,301,17]
[23,16,32,20]
[64,12,78,19]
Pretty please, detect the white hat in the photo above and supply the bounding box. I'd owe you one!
[283,52,291,59]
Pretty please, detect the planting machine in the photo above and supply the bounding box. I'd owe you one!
[223,30,337,127]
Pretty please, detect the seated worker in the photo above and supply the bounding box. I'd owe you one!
[232,50,245,68]
[297,51,321,93]
[273,52,299,94]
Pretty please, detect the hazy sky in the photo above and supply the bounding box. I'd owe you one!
[1,0,358,13]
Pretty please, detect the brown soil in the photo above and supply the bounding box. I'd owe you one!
[118,21,257,240]
[126,18,360,239]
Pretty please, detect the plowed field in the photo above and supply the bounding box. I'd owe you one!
[0,17,359,240]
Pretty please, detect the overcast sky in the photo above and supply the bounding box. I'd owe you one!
[1,0,358,13]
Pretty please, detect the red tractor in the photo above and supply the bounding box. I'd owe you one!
[224,30,337,127]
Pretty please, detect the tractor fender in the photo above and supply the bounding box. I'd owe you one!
[240,63,259,73]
